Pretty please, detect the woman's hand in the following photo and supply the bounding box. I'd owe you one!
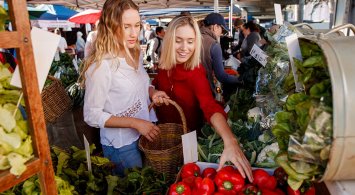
[151,90,170,106]
[218,138,254,183]
[133,119,160,142]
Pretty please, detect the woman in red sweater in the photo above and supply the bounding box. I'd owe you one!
[152,15,253,182]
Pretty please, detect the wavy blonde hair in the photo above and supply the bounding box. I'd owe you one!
[80,0,140,85]
[159,16,201,70]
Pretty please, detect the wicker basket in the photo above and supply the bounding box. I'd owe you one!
[139,99,188,179]
[41,76,72,123]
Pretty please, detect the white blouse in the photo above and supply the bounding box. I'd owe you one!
[84,55,156,148]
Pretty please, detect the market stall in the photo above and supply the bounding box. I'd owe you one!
[1,0,354,194]
[0,0,56,193]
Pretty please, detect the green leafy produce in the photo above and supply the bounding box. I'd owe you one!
[273,40,333,190]
[48,53,79,88]
[0,62,33,176]
[228,89,255,121]
[114,166,170,195]
[0,5,8,31]
[66,82,85,108]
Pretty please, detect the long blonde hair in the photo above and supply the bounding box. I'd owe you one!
[159,16,201,70]
[80,0,140,85]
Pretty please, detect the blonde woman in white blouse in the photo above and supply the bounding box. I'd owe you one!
[80,0,169,176]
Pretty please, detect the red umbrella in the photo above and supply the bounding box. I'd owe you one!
[68,9,101,24]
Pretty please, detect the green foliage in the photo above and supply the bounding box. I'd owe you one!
[114,166,170,195]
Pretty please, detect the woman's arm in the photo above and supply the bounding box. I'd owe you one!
[104,116,159,142]
[210,113,253,182]
[191,67,253,182]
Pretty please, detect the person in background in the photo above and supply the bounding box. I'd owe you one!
[81,0,169,176]
[146,26,165,71]
[199,13,242,99]
[233,18,245,54]
[153,15,253,182]
[85,20,99,58]
[144,23,155,44]
[76,31,85,59]
[238,21,261,60]
[54,28,68,61]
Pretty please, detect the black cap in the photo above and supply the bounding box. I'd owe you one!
[204,13,229,31]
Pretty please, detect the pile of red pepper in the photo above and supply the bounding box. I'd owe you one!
[169,163,316,195]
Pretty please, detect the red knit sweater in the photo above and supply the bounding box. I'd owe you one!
[152,64,227,131]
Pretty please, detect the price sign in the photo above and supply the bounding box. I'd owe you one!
[250,44,268,67]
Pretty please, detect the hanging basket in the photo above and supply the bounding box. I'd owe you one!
[41,76,72,123]
[139,99,188,179]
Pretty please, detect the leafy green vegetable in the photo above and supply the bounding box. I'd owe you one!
[0,107,16,132]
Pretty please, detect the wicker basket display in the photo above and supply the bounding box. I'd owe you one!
[41,76,72,123]
[139,99,188,179]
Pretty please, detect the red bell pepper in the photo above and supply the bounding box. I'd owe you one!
[252,169,277,190]
[193,177,215,195]
[214,170,245,194]
[220,165,236,173]
[181,163,200,179]
[202,168,217,180]
[182,176,196,189]
[169,182,191,195]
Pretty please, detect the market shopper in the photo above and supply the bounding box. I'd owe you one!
[76,31,85,59]
[146,26,165,70]
[199,13,243,99]
[238,21,261,59]
[84,20,99,58]
[153,15,253,182]
[81,0,169,176]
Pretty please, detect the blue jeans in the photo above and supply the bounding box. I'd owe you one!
[102,140,142,176]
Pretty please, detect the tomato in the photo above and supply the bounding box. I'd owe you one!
[202,168,217,180]
[261,189,282,195]
[303,185,316,195]
[273,167,288,188]
[181,163,201,179]
[193,177,215,195]
[169,182,191,195]
[287,186,300,195]
[274,188,285,195]
[214,170,245,194]
[252,169,277,190]
[239,184,261,195]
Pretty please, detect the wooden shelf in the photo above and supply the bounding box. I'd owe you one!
[0,158,41,192]
[0,0,56,194]
[0,31,22,48]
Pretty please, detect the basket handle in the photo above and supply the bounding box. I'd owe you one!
[47,75,61,85]
[324,23,355,36]
[294,23,313,29]
[149,99,188,134]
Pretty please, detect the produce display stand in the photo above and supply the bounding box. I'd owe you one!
[0,0,56,194]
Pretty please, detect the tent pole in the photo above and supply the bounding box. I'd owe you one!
[214,0,219,13]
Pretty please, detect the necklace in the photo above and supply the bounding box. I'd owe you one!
[167,70,174,93]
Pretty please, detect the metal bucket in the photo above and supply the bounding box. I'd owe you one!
[300,24,355,181]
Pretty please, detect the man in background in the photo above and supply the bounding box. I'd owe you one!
[85,20,99,58]
[146,26,165,71]
[54,28,68,61]
[144,23,155,44]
